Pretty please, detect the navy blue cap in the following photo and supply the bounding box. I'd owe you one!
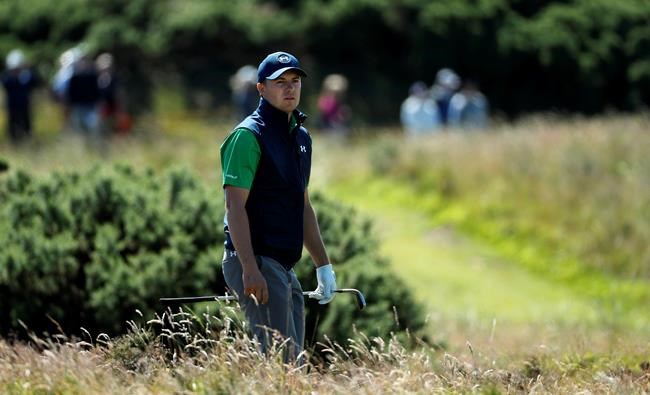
[257,51,307,83]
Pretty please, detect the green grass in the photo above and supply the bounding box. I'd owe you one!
[329,176,603,326]
[312,122,650,352]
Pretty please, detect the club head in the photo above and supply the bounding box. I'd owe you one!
[353,290,366,310]
[334,288,366,310]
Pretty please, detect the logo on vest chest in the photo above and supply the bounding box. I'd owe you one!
[300,145,307,153]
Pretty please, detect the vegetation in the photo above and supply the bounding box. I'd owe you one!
[2,0,649,391]
[0,160,426,346]
[367,119,650,274]
[0,165,226,336]
[1,0,649,119]
[1,98,649,391]
[322,116,650,331]
[1,307,648,394]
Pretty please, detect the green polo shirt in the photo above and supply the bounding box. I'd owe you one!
[220,115,299,189]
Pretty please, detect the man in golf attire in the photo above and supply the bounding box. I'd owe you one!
[220,51,336,361]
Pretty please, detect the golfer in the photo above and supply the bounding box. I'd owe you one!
[220,51,336,361]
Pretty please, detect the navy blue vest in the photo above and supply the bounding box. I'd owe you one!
[224,98,312,269]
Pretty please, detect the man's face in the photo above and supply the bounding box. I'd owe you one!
[257,70,302,114]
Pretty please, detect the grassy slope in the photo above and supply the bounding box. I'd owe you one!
[311,124,650,351]
[327,177,601,325]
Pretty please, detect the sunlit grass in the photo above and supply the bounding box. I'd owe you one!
[0,90,229,186]
[1,307,647,394]
[329,177,601,324]
[317,116,650,327]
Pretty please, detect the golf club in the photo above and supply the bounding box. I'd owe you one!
[160,288,366,310]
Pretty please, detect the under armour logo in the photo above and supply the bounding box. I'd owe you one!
[300,145,307,153]
[229,250,237,257]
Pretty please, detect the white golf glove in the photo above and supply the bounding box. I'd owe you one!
[309,264,337,305]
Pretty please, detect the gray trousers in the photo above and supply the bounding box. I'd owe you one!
[222,250,305,361]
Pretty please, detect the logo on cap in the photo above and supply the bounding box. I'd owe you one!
[277,54,291,64]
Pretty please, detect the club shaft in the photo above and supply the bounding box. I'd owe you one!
[160,289,360,304]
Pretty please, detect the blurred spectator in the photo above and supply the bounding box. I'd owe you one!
[229,65,258,122]
[51,47,82,128]
[96,53,116,129]
[431,68,460,126]
[51,47,81,102]
[448,80,489,130]
[400,81,440,136]
[1,49,38,143]
[66,53,101,138]
[96,52,132,135]
[317,73,350,135]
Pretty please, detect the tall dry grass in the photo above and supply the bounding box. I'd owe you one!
[1,307,648,394]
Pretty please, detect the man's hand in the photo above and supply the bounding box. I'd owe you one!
[309,264,337,305]
[242,267,268,304]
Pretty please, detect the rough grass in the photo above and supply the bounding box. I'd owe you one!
[1,308,648,394]
[357,116,650,280]
[315,115,650,330]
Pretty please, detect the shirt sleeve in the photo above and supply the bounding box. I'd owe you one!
[220,128,261,189]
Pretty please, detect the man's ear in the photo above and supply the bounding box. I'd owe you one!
[256,82,264,96]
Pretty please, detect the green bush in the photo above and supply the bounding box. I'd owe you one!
[0,164,427,345]
[0,164,226,336]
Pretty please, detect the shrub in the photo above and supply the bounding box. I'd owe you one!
[0,164,226,336]
[0,164,427,346]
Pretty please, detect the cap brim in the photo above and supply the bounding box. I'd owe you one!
[266,67,307,80]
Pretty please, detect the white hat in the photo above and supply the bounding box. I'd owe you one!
[6,49,25,70]
[436,68,460,90]
[59,46,85,68]
[323,74,348,93]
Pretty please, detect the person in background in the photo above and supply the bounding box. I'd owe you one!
[220,51,337,362]
[66,53,101,139]
[230,65,259,122]
[51,47,82,128]
[52,48,81,103]
[431,68,460,126]
[96,52,132,136]
[400,81,440,136]
[448,80,489,130]
[317,73,350,135]
[1,49,38,143]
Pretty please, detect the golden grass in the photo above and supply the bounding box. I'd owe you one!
[1,308,648,394]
